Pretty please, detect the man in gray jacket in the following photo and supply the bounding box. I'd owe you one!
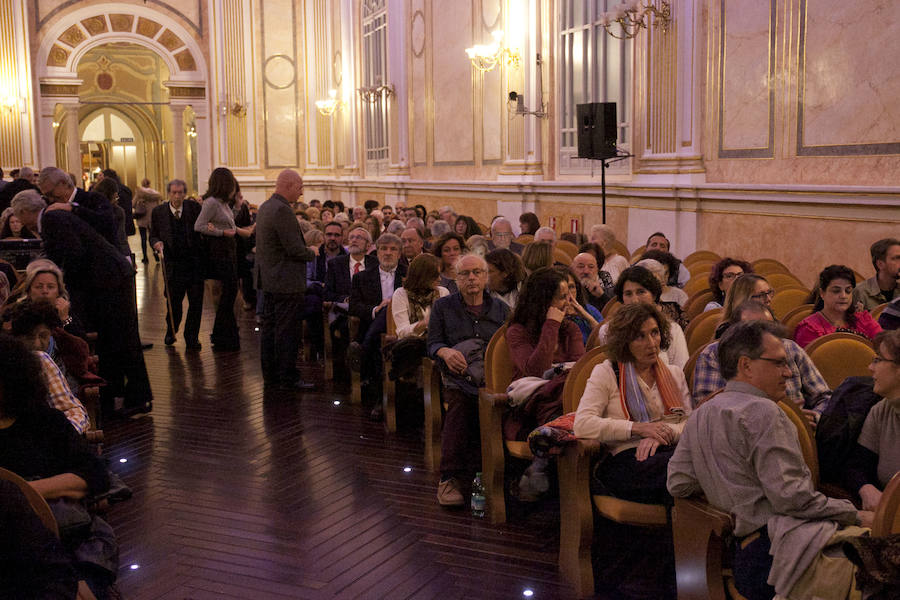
[667,320,873,600]
[255,169,317,390]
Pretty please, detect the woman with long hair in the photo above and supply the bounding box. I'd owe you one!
[716,273,774,338]
[485,248,526,310]
[794,265,882,348]
[705,257,753,311]
[392,253,449,338]
[521,241,554,274]
[0,207,35,239]
[433,232,467,294]
[562,269,603,344]
[454,215,482,240]
[519,212,540,236]
[195,167,249,350]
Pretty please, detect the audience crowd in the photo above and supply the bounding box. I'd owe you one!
[1,161,898,599]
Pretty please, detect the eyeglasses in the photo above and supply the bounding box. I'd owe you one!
[750,290,775,300]
[721,271,743,280]
[457,269,486,278]
[755,356,789,369]
[871,355,900,366]
[493,232,512,238]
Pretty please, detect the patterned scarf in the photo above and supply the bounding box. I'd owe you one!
[617,359,685,422]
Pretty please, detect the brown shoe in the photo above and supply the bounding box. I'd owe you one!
[437,478,464,507]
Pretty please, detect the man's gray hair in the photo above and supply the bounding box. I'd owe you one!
[407,216,425,235]
[590,224,616,245]
[535,226,557,241]
[717,320,786,381]
[386,220,406,235]
[454,253,487,273]
[167,179,187,194]
[438,205,456,217]
[490,217,512,233]
[430,219,451,237]
[376,232,402,249]
[10,189,46,216]
[37,167,71,190]
[18,167,34,180]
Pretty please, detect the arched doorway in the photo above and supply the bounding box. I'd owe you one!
[36,4,209,193]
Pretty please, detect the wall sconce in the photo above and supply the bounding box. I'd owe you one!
[465,30,520,73]
[220,95,247,117]
[600,1,671,39]
[52,120,61,128]
[315,89,346,116]
[357,83,394,104]
[0,95,23,114]
[186,123,198,138]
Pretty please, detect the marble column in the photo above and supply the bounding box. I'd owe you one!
[63,104,80,175]
[170,103,187,180]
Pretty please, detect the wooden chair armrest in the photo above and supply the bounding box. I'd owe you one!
[478,389,510,523]
[422,358,443,471]
[558,439,597,598]
[672,496,734,600]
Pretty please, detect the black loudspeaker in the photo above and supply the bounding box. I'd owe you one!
[576,102,617,160]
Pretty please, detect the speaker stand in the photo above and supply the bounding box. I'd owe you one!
[596,151,632,224]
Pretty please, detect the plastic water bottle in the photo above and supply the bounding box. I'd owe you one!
[471,472,486,518]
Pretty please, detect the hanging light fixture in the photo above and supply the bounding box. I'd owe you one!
[600,1,671,40]
[464,30,520,73]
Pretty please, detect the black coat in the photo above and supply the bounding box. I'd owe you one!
[72,188,118,246]
[324,254,378,303]
[148,200,204,277]
[349,263,406,333]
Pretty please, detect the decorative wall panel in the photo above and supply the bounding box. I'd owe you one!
[431,1,473,164]
[262,0,299,167]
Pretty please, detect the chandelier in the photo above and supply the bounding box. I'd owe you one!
[600,1,671,40]
[315,89,345,116]
[464,30,520,73]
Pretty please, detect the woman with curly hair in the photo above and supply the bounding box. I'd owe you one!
[705,257,753,311]
[453,215,482,240]
[794,265,882,348]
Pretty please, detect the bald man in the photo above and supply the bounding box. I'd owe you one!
[256,169,318,391]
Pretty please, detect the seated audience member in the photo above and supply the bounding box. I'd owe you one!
[485,248,526,310]
[0,207,35,238]
[466,234,490,258]
[454,215,482,240]
[400,225,425,266]
[392,253,449,338]
[519,212,540,236]
[487,217,524,255]
[352,206,367,222]
[381,204,394,224]
[314,222,347,284]
[404,206,420,223]
[637,257,688,330]
[570,251,612,312]
[415,204,427,220]
[562,269,603,344]
[879,296,900,330]
[320,207,334,223]
[521,241,554,274]
[533,226,556,245]
[324,226,377,347]
[705,257,753,311]
[716,273,774,338]
[6,300,89,433]
[0,334,117,597]
[575,302,691,504]
[349,233,406,413]
[645,232,690,287]
[433,232,466,294]
[0,167,39,214]
[385,219,406,237]
[668,320,871,600]
[430,219,451,240]
[844,329,900,512]
[425,210,439,232]
[438,205,457,228]
[589,224,629,282]
[853,237,899,311]
[640,250,689,310]
[9,258,86,339]
[794,265,882,348]
[692,301,830,416]
[428,254,509,506]
[506,267,585,497]
[560,232,586,247]
[593,266,690,368]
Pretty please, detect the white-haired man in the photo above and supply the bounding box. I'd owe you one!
[486,217,523,255]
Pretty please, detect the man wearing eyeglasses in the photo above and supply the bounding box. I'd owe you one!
[668,320,872,600]
[427,254,509,506]
[486,217,523,255]
[37,167,117,246]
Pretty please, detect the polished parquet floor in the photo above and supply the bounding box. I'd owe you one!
[102,253,574,599]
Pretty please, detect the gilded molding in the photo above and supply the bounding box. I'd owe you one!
[136,17,163,39]
[157,29,184,52]
[58,24,86,47]
[174,49,197,71]
[167,86,206,98]
[109,14,134,32]
[47,44,70,67]
[40,83,80,96]
[80,16,108,36]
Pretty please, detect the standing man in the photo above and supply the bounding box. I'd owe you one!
[853,237,900,311]
[37,167,117,246]
[149,179,204,349]
[255,169,317,390]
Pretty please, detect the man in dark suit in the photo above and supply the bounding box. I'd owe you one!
[255,169,317,390]
[149,179,204,349]
[303,221,347,358]
[486,217,524,255]
[12,190,153,417]
[324,226,377,344]
[37,167,117,246]
[349,233,406,413]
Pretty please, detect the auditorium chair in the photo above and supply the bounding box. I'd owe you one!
[557,347,669,598]
[683,342,712,393]
[684,308,722,356]
[766,272,808,292]
[553,247,573,267]
[0,467,58,536]
[629,245,646,263]
[600,298,621,320]
[609,240,630,262]
[683,250,721,267]
[804,332,875,390]
[671,400,818,600]
[870,302,888,321]
[780,304,815,339]
[751,258,792,276]
[515,234,534,245]
[684,289,715,322]
[478,325,535,524]
[381,300,399,433]
[585,323,604,350]
[686,260,716,279]
[682,276,711,298]
[872,472,900,536]
[422,356,444,472]
[770,288,811,320]
[476,222,490,235]
[555,239,579,262]
[349,316,362,404]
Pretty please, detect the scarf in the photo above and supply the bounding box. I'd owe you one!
[406,287,439,324]
[617,359,684,422]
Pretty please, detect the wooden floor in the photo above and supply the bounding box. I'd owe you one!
[102,254,575,599]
